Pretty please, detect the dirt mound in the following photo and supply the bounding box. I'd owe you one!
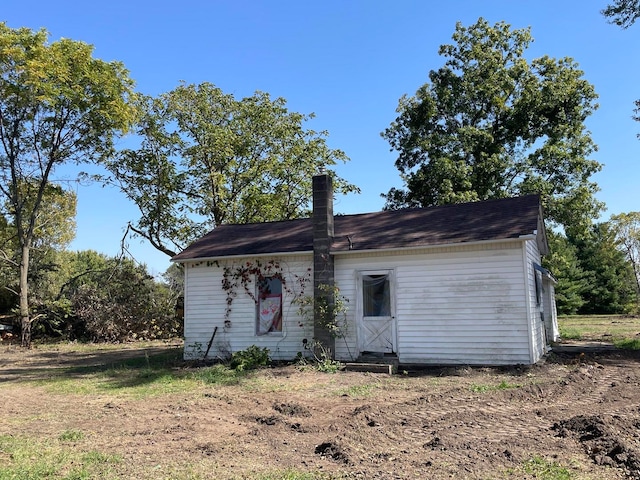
[554,414,640,478]
[314,441,351,464]
[273,402,311,417]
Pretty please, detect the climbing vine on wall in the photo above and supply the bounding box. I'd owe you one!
[293,283,350,340]
[221,259,311,328]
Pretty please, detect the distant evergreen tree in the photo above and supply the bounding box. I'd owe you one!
[544,232,588,315]
[573,223,636,314]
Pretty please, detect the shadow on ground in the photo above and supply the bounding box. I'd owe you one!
[0,343,184,384]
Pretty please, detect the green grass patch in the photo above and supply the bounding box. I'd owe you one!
[335,383,376,397]
[44,369,190,398]
[242,469,338,479]
[190,363,248,386]
[0,434,122,479]
[521,455,572,479]
[614,338,640,350]
[81,451,122,465]
[469,383,491,393]
[32,348,202,398]
[10,342,277,397]
[470,380,521,393]
[59,429,84,442]
[558,315,640,343]
[558,326,582,340]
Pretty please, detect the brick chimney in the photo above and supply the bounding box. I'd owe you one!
[312,174,335,355]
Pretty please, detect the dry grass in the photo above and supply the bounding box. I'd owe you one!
[558,314,640,344]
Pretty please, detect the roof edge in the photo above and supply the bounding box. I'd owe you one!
[172,249,313,264]
[332,236,533,256]
[174,236,535,263]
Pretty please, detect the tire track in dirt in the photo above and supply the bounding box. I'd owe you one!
[304,361,638,478]
[334,362,638,462]
[419,365,626,436]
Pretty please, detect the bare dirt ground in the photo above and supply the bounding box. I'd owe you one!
[2,342,640,479]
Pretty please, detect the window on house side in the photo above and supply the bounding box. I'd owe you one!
[533,265,545,308]
[256,276,283,335]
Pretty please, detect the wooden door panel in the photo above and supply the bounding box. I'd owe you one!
[362,316,393,352]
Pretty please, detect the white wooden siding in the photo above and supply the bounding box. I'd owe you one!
[332,266,359,361]
[183,239,548,365]
[545,281,560,341]
[183,255,314,360]
[524,240,546,363]
[334,241,533,365]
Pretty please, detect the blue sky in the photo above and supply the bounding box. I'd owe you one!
[4,0,640,275]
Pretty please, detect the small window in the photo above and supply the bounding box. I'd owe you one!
[533,264,545,309]
[256,276,282,335]
[362,274,391,317]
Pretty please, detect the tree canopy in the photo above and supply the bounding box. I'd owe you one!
[602,1,640,140]
[382,18,603,238]
[602,0,640,28]
[608,212,640,304]
[102,83,358,258]
[0,23,136,346]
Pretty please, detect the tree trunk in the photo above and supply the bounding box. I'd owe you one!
[19,244,31,348]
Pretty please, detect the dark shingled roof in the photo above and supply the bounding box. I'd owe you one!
[172,195,543,261]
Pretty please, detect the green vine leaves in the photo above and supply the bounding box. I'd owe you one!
[221,259,311,329]
[219,259,350,341]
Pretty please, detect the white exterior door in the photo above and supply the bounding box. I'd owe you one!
[358,270,396,354]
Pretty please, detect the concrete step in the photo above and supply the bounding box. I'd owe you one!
[344,353,399,374]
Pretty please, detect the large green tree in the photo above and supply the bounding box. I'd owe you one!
[102,83,358,258]
[0,24,135,347]
[608,212,640,308]
[382,18,603,237]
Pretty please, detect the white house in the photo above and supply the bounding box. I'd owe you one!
[172,174,558,366]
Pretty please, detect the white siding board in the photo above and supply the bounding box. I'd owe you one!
[400,343,530,353]
[399,328,529,336]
